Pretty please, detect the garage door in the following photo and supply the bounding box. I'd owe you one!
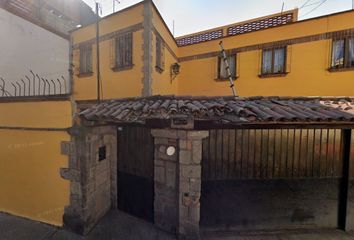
[200,129,345,230]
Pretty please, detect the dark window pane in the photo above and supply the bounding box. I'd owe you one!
[80,46,92,74]
[86,48,92,72]
[332,39,345,68]
[116,33,133,68]
[262,50,273,74]
[156,37,165,71]
[219,55,236,79]
[274,48,285,73]
[80,49,86,73]
[349,38,354,67]
[156,37,161,68]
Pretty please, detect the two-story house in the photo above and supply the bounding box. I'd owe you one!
[0,0,353,238]
[71,1,354,101]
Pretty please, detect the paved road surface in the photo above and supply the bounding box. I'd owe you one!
[1,211,354,240]
[202,228,354,240]
[0,211,174,240]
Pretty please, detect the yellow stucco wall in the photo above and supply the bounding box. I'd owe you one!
[71,3,144,100]
[0,130,70,226]
[73,30,144,100]
[232,40,352,97]
[72,4,143,44]
[178,10,354,96]
[0,100,72,226]
[71,2,354,99]
[179,39,354,96]
[177,10,354,58]
[151,5,179,95]
[151,5,178,54]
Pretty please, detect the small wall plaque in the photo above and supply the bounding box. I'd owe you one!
[98,146,106,161]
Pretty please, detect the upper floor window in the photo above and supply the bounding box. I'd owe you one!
[217,54,236,80]
[156,36,165,73]
[115,32,133,70]
[331,38,354,69]
[79,45,92,74]
[261,47,286,75]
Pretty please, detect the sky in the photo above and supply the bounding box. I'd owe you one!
[82,0,354,37]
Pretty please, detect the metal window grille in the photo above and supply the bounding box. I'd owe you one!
[115,32,133,69]
[156,37,165,72]
[80,45,93,74]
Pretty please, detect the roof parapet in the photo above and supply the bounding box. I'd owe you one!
[176,9,298,47]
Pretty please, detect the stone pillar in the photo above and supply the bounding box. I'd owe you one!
[152,130,179,233]
[151,129,209,240]
[177,131,208,239]
[141,0,153,96]
[61,125,117,235]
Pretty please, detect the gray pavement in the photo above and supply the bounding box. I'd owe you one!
[201,228,354,240]
[1,211,354,240]
[0,211,175,240]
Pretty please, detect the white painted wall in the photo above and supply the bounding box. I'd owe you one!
[0,8,69,96]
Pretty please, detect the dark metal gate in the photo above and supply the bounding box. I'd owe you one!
[200,129,349,230]
[117,126,154,222]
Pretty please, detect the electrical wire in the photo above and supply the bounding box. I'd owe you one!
[300,0,313,9]
[301,1,325,8]
[301,0,329,17]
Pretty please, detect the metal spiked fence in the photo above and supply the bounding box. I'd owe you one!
[0,70,69,97]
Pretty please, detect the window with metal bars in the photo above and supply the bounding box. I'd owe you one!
[261,47,287,76]
[217,54,236,80]
[156,36,165,73]
[114,32,133,70]
[79,45,93,75]
[331,37,354,69]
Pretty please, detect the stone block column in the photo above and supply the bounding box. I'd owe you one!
[151,130,179,233]
[178,131,208,239]
[151,129,209,240]
[61,125,117,235]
